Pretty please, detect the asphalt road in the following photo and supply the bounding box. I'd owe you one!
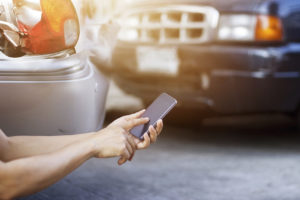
[20,83,300,200]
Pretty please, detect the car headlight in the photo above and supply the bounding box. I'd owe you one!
[118,28,139,41]
[118,14,140,41]
[14,0,80,54]
[217,14,283,42]
[124,15,140,27]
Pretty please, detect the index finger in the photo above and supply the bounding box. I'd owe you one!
[125,117,149,131]
[124,109,146,120]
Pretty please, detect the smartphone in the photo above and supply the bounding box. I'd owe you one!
[130,93,177,139]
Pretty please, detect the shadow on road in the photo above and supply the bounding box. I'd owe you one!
[106,109,300,153]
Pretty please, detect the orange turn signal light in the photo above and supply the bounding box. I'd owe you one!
[255,15,283,42]
[16,0,79,54]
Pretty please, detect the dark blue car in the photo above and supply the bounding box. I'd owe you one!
[106,0,300,128]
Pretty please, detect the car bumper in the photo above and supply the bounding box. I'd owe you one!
[0,52,109,136]
[111,43,300,113]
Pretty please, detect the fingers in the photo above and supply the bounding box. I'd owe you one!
[137,132,151,150]
[118,156,125,165]
[127,134,137,161]
[119,134,137,165]
[118,157,127,165]
[127,134,137,153]
[118,148,130,165]
[129,151,135,161]
[108,110,147,129]
[126,142,133,156]
[156,120,163,136]
[125,117,149,131]
[117,119,164,165]
[135,120,164,150]
[125,109,146,120]
[149,125,158,143]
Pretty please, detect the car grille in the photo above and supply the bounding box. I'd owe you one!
[119,5,219,44]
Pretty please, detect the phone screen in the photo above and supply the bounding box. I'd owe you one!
[130,93,177,139]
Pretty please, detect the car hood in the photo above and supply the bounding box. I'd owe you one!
[124,0,263,14]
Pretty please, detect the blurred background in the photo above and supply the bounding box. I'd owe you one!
[24,0,300,199]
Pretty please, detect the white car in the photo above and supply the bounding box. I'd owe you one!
[0,0,109,135]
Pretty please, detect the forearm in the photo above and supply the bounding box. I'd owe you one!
[3,132,96,161]
[0,136,95,200]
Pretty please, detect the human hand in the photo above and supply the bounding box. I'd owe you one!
[92,110,149,165]
[124,119,164,163]
[111,110,164,164]
[134,119,163,149]
[92,110,164,165]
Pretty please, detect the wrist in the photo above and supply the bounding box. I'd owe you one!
[86,131,102,158]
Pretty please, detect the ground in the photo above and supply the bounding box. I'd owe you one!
[20,81,300,200]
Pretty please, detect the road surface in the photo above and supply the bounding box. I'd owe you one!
[21,82,300,200]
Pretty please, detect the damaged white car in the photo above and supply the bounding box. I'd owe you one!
[0,0,109,135]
